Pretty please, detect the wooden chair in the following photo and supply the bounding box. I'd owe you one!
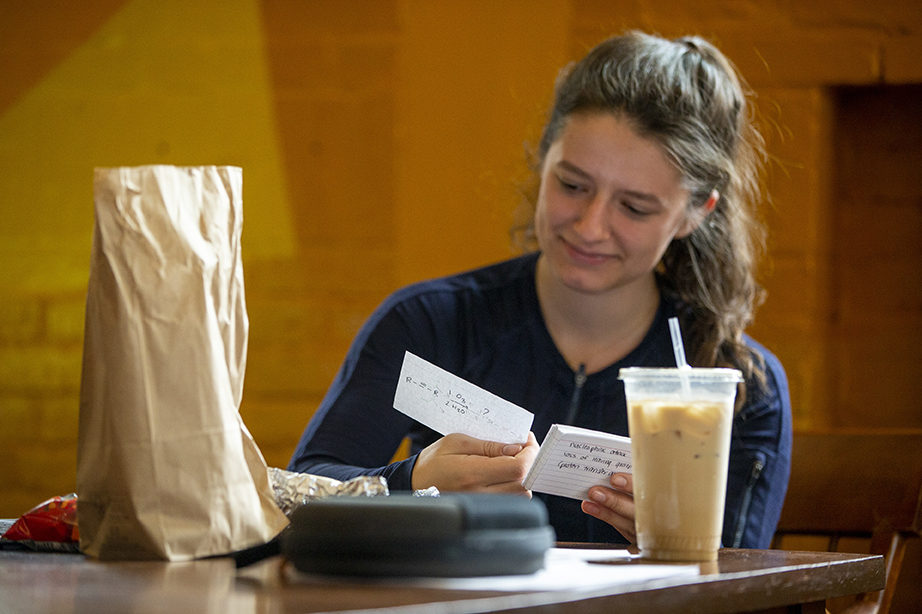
[772,431,922,614]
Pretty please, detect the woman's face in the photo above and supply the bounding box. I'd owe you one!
[535,112,696,296]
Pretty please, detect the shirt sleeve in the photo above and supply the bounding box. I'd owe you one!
[285,288,444,491]
[722,339,794,548]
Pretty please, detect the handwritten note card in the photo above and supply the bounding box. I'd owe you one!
[523,424,632,500]
[393,351,534,444]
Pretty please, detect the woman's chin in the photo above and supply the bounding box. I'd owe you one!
[557,272,616,295]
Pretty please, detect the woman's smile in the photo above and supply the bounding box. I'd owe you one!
[560,237,616,267]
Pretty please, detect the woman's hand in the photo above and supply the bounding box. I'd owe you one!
[581,473,636,543]
[411,432,540,495]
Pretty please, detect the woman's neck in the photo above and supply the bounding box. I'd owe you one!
[535,256,661,375]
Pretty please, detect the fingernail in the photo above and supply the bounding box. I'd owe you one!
[590,490,606,503]
[612,475,627,488]
[502,444,521,456]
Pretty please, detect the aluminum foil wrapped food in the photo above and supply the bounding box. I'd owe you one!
[269,468,389,516]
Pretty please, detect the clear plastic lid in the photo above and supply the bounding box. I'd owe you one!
[618,367,743,383]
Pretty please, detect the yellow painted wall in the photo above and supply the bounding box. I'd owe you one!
[2,1,921,522]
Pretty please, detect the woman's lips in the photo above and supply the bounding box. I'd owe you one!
[562,239,614,266]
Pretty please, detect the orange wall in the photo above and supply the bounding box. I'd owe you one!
[1,0,921,518]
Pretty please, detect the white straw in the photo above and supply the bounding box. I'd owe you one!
[668,317,690,369]
[668,317,692,396]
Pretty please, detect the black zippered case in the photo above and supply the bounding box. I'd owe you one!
[280,493,555,577]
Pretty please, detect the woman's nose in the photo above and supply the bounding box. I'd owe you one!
[572,195,610,241]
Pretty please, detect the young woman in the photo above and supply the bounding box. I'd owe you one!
[288,31,792,548]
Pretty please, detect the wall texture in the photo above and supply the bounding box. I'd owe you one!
[1,0,920,580]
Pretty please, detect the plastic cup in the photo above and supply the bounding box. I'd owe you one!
[619,367,743,561]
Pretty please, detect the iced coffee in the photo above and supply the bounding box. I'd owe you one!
[620,367,742,561]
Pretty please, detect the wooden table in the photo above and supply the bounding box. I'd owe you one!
[0,547,884,614]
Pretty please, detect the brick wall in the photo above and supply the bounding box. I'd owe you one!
[830,85,922,428]
[0,294,83,515]
[240,0,404,473]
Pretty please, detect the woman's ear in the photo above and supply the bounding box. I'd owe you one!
[676,190,719,238]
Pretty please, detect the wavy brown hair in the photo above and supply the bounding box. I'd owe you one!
[514,31,768,385]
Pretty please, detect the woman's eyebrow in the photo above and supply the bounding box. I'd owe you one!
[620,190,662,205]
[555,159,592,179]
[556,160,662,205]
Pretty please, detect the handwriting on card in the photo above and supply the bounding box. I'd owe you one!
[393,351,533,444]
[523,424,632,500]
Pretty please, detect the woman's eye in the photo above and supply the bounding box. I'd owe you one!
[556,176,584,193]
[622,202,650,217]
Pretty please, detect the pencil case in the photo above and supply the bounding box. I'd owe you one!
[281,493,555,577]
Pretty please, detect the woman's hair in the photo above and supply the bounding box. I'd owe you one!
[515,31,768,385]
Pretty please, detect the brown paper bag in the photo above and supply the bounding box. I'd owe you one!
[77,165,288,560]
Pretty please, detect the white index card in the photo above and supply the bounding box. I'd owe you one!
[393,351,534,444]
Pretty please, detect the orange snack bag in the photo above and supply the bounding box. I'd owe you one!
[3,494,80,552]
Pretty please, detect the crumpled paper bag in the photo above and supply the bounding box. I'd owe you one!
[77,165,288,560]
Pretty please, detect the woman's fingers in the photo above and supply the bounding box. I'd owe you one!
[581,475,637,543]
[411,432,539,494]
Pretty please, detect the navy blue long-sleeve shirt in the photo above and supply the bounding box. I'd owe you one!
[288,253,792,548]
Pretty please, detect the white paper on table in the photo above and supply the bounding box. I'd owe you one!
[286,548,699,593]
[404,548,698,591]
[393,351,534,444]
